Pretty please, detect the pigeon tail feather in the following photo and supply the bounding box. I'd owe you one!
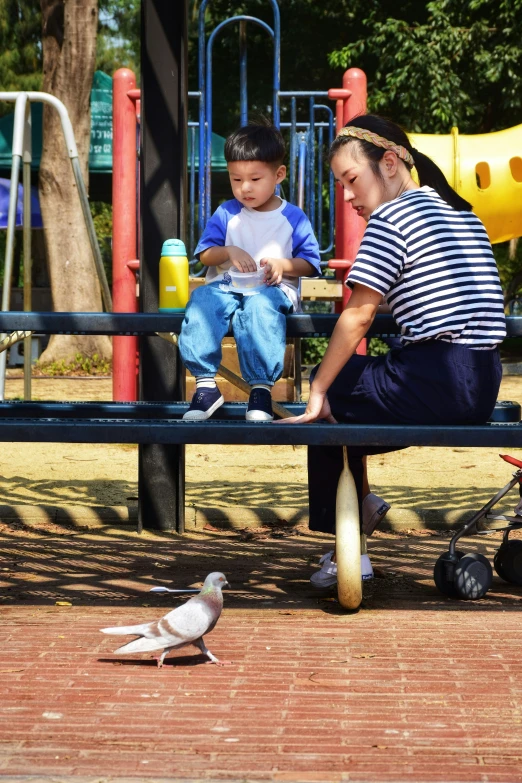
[100,624,149,636]
[114,636,168,654]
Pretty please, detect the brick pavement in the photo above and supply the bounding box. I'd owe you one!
[0,529,522,782]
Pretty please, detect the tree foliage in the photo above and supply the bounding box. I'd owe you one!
[0,0,42,115]
[328,0,522,133]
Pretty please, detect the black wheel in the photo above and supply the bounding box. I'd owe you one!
[433,550,466,597]
[494,540,522,585]
[454,553,493,600]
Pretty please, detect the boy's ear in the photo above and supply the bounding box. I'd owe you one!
[276,164,286,184]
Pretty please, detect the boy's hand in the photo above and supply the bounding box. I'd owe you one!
[261,257,285,285]
[227,246,257,273]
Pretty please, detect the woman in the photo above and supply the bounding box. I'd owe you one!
[282,115,506,588]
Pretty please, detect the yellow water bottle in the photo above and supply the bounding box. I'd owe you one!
[159,239,189,312]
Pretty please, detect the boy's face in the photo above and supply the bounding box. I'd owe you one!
[227,160,286,211]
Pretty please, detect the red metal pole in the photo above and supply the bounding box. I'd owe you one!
[328,68,367,353]
[112,68,139,401]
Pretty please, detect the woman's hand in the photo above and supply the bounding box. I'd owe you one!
[277,385,337,424]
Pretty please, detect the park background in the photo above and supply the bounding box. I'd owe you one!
[1,0,521,371]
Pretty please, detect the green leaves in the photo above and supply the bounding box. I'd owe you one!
[327,0,522,134]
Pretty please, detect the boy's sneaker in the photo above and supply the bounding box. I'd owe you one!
[183,386,224,420]
[246,387,273,422]
[309,550,374,588]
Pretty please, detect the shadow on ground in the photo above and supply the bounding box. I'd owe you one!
[0,524,521,613]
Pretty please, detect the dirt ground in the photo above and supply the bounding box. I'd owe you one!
[2,374,522,532]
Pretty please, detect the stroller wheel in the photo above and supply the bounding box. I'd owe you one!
[455,553,493,600]
[433,550,465,597]
[494,540,522,585]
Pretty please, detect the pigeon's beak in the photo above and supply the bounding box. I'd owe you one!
[224,580,230,589]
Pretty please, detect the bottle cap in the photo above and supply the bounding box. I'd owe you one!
[161,238,187,257]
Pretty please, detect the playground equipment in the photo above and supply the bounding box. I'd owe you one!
[411,124,522,244]
[0,91,112,403]
[434,452,522,600]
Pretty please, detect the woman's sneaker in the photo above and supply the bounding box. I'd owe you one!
[246,388,273,421]
[183,386,224,420]
[310,550,374,588]
[310,551,337,588]
[362,493,391,536]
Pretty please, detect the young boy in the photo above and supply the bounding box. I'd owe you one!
[179,122,321,421]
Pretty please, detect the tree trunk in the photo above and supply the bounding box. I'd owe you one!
[38,0,111,363]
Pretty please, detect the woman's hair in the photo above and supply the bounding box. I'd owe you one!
[329,114,472,212]
[225,120,286,167]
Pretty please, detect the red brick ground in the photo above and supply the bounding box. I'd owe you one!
[1,528,521,782]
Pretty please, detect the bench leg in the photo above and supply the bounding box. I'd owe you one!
[336,446,362,610]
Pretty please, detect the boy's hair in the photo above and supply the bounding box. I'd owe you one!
[224,122,286,166]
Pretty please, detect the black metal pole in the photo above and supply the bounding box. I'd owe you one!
[139,0,188,532]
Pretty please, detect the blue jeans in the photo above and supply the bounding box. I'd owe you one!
[179,282,293,386]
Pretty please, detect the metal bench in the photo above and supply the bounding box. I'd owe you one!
[1,311,521,609]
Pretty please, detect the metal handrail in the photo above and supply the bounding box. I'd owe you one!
[0,90,113,401]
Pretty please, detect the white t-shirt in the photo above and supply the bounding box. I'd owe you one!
[195,197,321,309]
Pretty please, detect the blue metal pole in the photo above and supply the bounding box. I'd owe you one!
[308,96,315,229]
[317,124,323,249]
[289,97,297,204]
[312,104,335,255]
[189,125,196,260]
[268,0,280,127]
[239,20,248,126]
[206,17,274,229]
[198,0,209,229]
[297,136,307,211]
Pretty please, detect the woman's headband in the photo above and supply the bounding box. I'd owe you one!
[336,126,414,166]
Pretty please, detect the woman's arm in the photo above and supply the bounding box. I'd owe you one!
[280,283,383,424]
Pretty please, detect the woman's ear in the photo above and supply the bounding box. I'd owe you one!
[380,150,399,177]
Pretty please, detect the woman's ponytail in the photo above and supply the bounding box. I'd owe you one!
[411,148,472,212]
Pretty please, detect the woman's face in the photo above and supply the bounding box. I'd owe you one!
[330,145,390,222]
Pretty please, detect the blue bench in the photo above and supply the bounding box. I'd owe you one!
[1,311,521,609]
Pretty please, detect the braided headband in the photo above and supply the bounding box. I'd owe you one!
[336,126,414,166]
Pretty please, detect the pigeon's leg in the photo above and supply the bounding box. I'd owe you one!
[155,648,172,668]
[195,637,232,666]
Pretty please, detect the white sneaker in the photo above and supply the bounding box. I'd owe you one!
[362,493,391,536]
[310,550,374,588]
[310,551,337,588]
[361,554,374,581]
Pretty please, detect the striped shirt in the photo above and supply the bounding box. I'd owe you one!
[347,186,506,349]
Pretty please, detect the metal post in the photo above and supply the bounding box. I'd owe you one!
[112,68,139,402]
[239,20,248,126]
[22,103,32,401]
[0,93,27,401]
[139,0,188,532]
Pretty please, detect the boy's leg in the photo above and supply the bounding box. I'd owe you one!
[233,287,292,420]
[179,284,240,377]
[179,285,240,420]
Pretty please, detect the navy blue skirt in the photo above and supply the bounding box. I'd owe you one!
[308,340,502,535]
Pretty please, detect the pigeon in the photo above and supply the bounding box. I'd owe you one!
[100,572,230,667]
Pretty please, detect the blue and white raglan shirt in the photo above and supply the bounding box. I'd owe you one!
[347,186,506,349]
[194,198,321,310]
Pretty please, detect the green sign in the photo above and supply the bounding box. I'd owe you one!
[0,71,113,173]
[0,71,227,174]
